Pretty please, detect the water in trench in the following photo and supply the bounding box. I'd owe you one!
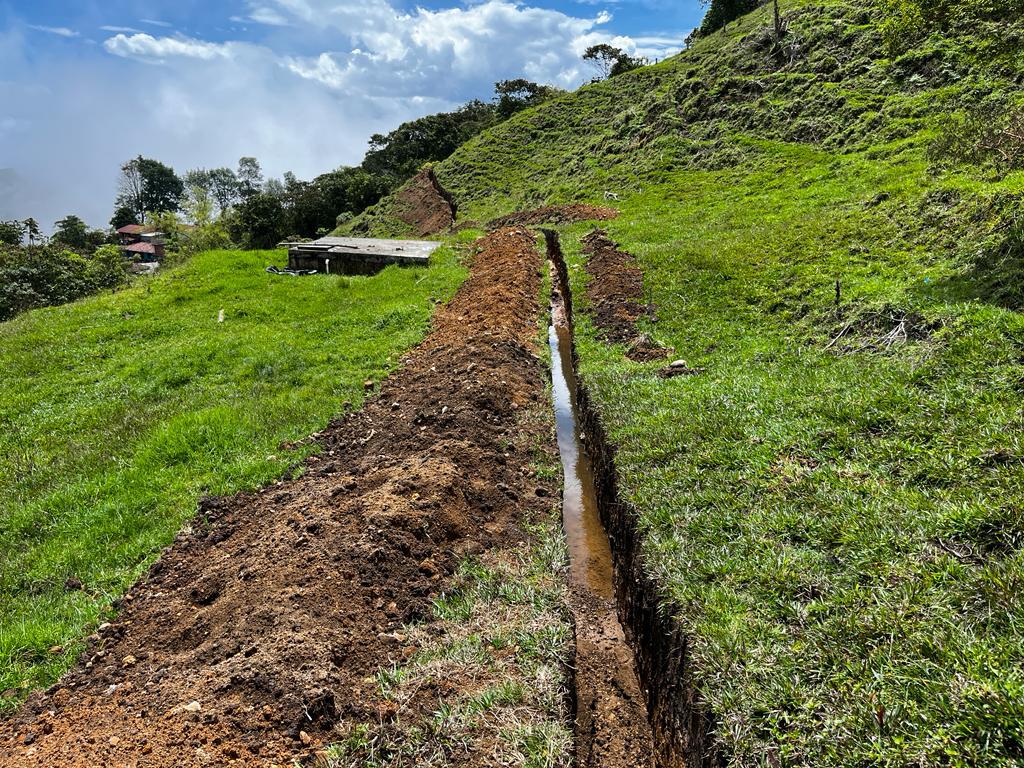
[548,266,657,767]
[548,320,615,602]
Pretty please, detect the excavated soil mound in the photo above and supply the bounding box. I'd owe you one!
[581,230,669,362]
[394,168,457,236]
[0,228,553,768]
[487,204,619,230]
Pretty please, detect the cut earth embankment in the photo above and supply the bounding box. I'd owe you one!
[0,228,576,767]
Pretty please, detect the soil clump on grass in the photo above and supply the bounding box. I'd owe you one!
[0,228,562,767]
[487,204,619,230]
[581,230,668,362]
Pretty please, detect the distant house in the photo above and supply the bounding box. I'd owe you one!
[116,225,165,262]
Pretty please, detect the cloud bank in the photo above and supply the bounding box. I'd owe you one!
[0,0,682,230]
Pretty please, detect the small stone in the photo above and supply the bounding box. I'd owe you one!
[97,623,112,632]
[184,701,202,713]
[109,736,120,746]
[299,730,312,745]
[669,359,688,368]
[363,379,375,391]
[48,646,63,655]
[391,402,401,410]
[122,655,137,667]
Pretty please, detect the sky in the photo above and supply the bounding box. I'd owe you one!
[0,0,703,230]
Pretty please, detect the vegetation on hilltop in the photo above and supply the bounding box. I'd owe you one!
[360,0,1024,763]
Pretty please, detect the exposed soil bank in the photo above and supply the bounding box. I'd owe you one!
[547,231,722,768]
[581,230,668,362]
[488,205,619,230]
[0,228,559,767]
[394,168,457,235]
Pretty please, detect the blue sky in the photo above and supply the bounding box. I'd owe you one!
[0,0,703,228]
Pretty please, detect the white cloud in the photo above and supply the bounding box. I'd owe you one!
[104,33,236,61]
[100,25,145,34]
[249,7,292,26]
[139,19,174,28]
[1,0,655,230]
[28,25,78,38]
[283,0,619,95]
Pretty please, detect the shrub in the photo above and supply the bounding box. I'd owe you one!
[929,107,1024,175]
[0,244,128,321]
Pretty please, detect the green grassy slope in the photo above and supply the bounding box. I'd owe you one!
[360,0,1024,764]
[0,248,464,708]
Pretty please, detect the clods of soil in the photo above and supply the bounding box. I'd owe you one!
[394,168,457,236]
[581,230,670,362]
[487,204,619,230]
[0,228,559,768]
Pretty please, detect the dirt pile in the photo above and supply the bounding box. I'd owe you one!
[0,228,554,767]
[394,168,457,236]
[581,230,669,362]
[487,204,619,230]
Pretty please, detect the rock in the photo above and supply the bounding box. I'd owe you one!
[122,655,137,667]
[183,701,202,713]
[48,646,63,655]
[668,359,688,368]
[299,730,312,745]
[109,736,120,746]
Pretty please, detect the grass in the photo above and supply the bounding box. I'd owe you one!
[355,0,1024,763]
[0,247,464,708]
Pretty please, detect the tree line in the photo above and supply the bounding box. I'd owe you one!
[106,80,563,250]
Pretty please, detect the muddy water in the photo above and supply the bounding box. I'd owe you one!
[549,320,615,601]
[548,262,656,768]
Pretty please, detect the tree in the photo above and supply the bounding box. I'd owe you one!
[237,157,264,200]
[696,0,759,36]
[24,218,41,246]
[53,215,90,250]
[208,167,240,212]
[493,79,559,118]
[231,193,286,249]
[116,156,185,221]
[362,100,499,182]
[583,44,645,80]
[110,205,138,230]
[0,220,25,246]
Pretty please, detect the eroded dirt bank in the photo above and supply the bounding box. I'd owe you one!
[0,228,560,767]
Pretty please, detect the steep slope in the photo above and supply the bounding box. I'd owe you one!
[357,0,1024,765]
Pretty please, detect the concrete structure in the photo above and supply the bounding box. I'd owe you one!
[284,236,440,276]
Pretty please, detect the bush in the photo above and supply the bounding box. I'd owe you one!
[929,107,1024,175]
[0,244,128,321]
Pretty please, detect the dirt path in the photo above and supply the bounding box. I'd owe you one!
[1,226,659,768]
[0,228,561,767]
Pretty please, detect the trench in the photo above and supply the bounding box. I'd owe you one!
[543,230,721,768]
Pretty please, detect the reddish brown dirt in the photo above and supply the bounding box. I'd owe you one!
[581,230,669,362]
[487,204,619,230]
[394,168,457,236]
[0,228,558,768]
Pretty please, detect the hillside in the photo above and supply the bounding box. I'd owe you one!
[356,0,1024,764]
